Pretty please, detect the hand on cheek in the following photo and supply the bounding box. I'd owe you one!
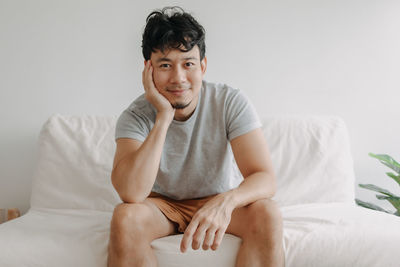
[142,60,175,120]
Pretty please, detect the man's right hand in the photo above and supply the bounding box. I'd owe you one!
[142,60,175,123]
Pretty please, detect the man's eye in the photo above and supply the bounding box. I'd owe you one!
[185,62,194,67]
[160,64,170,68]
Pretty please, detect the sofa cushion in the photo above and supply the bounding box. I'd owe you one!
[263,115,355,206]
[30,114,355,211]
[2,203,399,267]
[281,203,400,267]
[30,114,121,211]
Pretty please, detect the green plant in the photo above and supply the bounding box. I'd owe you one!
[355,153,400,216]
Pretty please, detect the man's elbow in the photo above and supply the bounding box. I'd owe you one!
[111,173,147,204]
[266,171,277,197]
[114,185,148,204]
[119,193,147,204]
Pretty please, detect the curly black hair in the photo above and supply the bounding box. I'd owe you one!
[141,6,206,61]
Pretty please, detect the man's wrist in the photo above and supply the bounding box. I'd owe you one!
[155,112,174,127]
[222,189,240,211]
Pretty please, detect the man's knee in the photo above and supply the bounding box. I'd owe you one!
[110,202,153,239]
[245,199,283,237]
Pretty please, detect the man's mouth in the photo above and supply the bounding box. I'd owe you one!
[168,90,186,96]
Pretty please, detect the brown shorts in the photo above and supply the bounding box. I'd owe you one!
[147,192,216,233]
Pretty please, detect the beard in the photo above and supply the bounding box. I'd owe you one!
[171,100,192,109]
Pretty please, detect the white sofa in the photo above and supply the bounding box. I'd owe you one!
[1,114,399,267]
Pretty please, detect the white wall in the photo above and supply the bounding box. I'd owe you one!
[1,0,399,215]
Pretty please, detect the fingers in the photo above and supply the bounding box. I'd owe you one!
[211,228,226,251]
[180,220,198,253]
[142,60,156,93]
[142,61,151,91]
[202,228,217,250]
[147,61,153,85]
[181,219,224,252]
[191,222,209,250]
[142,60,148,88]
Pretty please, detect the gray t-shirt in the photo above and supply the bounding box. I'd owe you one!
[115,80,262,200]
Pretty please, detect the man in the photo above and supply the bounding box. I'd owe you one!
[107,6,284,267]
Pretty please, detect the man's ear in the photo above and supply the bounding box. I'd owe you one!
[201,56,207,76]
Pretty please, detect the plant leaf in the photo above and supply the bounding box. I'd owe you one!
[375,195,400,214]
[369,153,400,174]
[386,172,400,187]
[355,199,390,213]
[358,184,400,198]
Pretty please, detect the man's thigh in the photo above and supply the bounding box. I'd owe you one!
[225,198,281,239]
[142,198,178,239]
[111,198,177,241]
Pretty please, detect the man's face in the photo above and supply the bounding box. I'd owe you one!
[149,45,207,116]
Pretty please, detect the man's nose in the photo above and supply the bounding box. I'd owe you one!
[170,66,187,84]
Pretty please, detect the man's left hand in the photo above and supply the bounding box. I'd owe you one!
[180,192,236,252]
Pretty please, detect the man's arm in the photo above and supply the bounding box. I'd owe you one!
[180,127,276,252]
[226,127,276,209]
[111,115,171,203]
[111,60,175,203]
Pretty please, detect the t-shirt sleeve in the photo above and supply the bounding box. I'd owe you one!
[115,108,149,142]
[225,89,262,141]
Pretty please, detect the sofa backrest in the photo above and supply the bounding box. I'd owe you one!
[30,114,120,212]
[30,114,355,211]
[261,116,355,206]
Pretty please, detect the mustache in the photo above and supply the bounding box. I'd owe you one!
[166,84,191,91]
